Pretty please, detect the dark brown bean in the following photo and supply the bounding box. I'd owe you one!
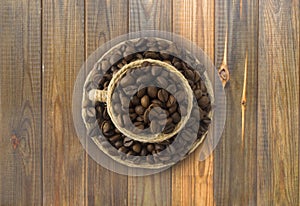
[147,144,155,152]
[171,112,181,124]
[198,96,210,108]
[147,86,158,99]
[123,137,134,147]
[158,89,169,102]
[135,105,145,115]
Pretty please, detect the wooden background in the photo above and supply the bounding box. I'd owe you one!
[0,0,299,205]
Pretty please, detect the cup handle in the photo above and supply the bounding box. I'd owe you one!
[88,89,108,102]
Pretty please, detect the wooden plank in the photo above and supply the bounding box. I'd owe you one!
[127,0,173,206]
[0,0,42,205]
[213,0,259,205]
[42,0,86,205]
[171,0,215,205]
[85,0,129,205]
[257,0,299,205]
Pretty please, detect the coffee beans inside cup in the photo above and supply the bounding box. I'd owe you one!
[91,38,211,166]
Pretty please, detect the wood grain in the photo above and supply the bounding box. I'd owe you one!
[171,0,215,205]
[42,0,86,205]
[213,0,259,205]
[0,0,42,205]
[85,0,129,205]
[127,1,173,206]
[257,0,299,205]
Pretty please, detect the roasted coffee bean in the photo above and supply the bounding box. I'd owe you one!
[132,143,142,153]
[131,96,140,106]
[171,112,181,124]
[160,52,170,60]
[135,105,145,115]
[147,86,158,98]
[114,140,123,148]
[109,134,121,143]
[129,113,137,120]
[174,61,183,70]
[194,89,202,100]
[141,95,150,108]
[137,88,146,98]
[147,144,155,153]
[166,95,176,107]
[140,148,148,156]
[163,123,175,134]
[144,51,160,59]
[109,53,122,65]
[124,137,134,147]
[185,69,195,81]
[169,104,177,114]
[198,95,210,108]
[101,121,111,133]
[118,146,128,154]
[151,100,163,107]
[158,89,169,102]
[127,150,135,157]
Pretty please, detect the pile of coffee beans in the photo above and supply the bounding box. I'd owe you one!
[128,87,181,135]
[89,38,212,166]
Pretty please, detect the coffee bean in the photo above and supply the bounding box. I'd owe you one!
[194,89,202,100]
[158,89,169,102]
[101,121,111,133]
[147,144,155,153]
[109,134,121,143]
[140,148,148,156]
[129,113,137,120]
[147,86,158,98]
[185,69,195,81]
[169,104,177,114]
[118,146,128,154]
[160,52,170,60]
[198,96,210,108]
[200,81,208,93]
[135,105,145,115]
[151,100,163,107]
[163,123,175,134]
[132,143,142,153]
[166,95,176,107]
[114,140,123,149]
[131,96,140,106]
[171,112,181,124]
[144,51,160,59]
[137,88,146,98]
[174,61,183,70]
[123,137,134,147]
[143,109,150,123]
[141,95,150,108]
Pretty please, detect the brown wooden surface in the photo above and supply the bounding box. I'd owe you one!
[0,0,299,205]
